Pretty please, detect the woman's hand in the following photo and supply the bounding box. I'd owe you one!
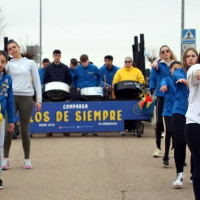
[151,60,159,69]
[160,85,168,92]
[35,102,42,112]
[8,123,14,133]
[195,70,200,80]
[176,79,189,86]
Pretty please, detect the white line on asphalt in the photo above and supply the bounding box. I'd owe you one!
[98,148,105,158]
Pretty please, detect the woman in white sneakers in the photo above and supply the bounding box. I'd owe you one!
[2,40,42,169]
[185,61,200,200]
[172,48,198,188]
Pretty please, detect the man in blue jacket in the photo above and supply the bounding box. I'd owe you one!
[73,54,100,89]
[38,58,50,93]
[99,55,119,87]
[73,54,100,136]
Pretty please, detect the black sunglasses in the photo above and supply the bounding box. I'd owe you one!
[125,61,132,63]
[161,50,170,54]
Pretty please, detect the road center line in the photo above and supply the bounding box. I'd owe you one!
[98,147,105,158]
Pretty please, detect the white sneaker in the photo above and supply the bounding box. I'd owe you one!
[2,158,9,170]
[120,131,126,136]
[131,129,137,136]
[24,159,32,169]
[173,172,184,188]
[152,148,162,157]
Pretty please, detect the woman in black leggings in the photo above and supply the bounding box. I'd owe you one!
[172,48,198,188]
[150,45,177,157]
[185,62,200,200]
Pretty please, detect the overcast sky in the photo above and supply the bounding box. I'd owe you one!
[0,0,200,67]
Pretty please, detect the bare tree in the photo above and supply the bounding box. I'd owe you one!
[147,48,158,64]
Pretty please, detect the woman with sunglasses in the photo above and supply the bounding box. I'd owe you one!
[113,57,144,135]
[172,48,199,188]
[2,40,42,170]
[149,45,177,158]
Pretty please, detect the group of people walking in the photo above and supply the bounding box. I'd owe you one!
[150,45,200,200]
[0,39,145,189]
[0,40,199,200]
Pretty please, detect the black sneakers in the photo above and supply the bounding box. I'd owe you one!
[0,179,3,189]
[162,156,169,167]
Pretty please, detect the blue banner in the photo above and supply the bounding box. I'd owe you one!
[29,101,151,133]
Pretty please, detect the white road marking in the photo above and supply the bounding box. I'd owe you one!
[98,148,105,158]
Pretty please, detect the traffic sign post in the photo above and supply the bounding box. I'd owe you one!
[182,29,196,43]
[181,29,196,57]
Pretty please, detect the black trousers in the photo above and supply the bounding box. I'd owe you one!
[155,97,164,149]
[163,116,175,158]
[185,123,200,200]
[172,114,186,173]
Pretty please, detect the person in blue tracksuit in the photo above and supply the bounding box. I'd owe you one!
[38,58,50,92]
[149,45,177,158]
[172,48,199,189]
[69,58,79,101]
[72,54,100,136]
[99,55,119,87]
[0,50,15,189]
[72,54,100,89]
[159,62,177,167]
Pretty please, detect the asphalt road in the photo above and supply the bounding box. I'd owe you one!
[0,122,194,200]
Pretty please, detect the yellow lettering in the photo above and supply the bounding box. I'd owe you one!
[83,111,86,121]
[93,111,101,121]
[30,116,34,122]
[110,110,116,121]
[35,112,42,122]
[102,110,109,121]
[75,111,81,121]
[117,110,122,121]
[56,111,63,122]
[43,111,50,122]
[87,110,92,121]
[64,111,69,122]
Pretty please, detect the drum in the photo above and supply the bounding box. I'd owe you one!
[80,87,103,101]
[44,81,70,101]
[114,81,142,99]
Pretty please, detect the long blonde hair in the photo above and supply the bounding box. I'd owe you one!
[159,45,177,61]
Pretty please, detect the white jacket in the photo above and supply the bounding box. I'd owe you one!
[6,57,42,102]
[186,64,200,124]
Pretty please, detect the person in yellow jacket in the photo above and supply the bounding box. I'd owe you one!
[113,57,145,85]
[113,57,145,136]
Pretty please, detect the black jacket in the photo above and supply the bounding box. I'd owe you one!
[44,62,72,86]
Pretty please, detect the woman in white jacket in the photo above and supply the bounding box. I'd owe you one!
[185,62,200,200]
[2,40,42,169]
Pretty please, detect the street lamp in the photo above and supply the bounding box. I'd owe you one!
[39,0,42,68]
[181,0,185,58]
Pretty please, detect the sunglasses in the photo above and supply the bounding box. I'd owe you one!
[125,61,132,63]
[161,50,170,54]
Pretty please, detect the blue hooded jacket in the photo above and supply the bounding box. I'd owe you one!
[0,73,15,123]
[172,68,189,115]
[160,76,176,117]
[149,61,170,97]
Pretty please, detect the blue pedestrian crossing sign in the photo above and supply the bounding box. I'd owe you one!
[182,29,196,44]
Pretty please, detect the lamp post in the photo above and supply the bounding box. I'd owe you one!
[181,0,185,58]
[39,0,42,68]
